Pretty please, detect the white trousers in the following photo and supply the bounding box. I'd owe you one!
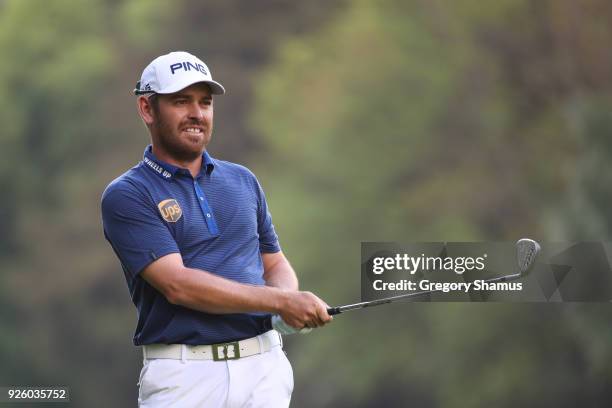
[138,345,293,407]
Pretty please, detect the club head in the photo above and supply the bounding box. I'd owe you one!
[516,238,541,276]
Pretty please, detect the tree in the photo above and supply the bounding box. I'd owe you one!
[252,0,612,406]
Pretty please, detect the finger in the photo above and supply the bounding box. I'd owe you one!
[307,315,320,328]
[307,313,323,328]
[308,310,322,327]
[303,320,317,329]
[313,313,326,327]
[317,305,332,324]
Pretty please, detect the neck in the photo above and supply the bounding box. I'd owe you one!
[152,145,203,178]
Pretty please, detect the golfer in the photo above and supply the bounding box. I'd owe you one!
[101,51,332,407]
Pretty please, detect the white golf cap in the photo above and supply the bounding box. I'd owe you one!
[134,51,225,95]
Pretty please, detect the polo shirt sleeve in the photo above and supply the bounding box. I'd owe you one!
[253,178,281,253]
[101,184,180,280]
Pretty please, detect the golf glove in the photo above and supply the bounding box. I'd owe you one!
[271,315,312,335]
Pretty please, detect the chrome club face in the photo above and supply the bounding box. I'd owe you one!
[516,238,541,275]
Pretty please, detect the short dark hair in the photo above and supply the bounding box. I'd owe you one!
[148,93,160,115]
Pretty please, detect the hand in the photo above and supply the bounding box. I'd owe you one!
[277,291,332,330]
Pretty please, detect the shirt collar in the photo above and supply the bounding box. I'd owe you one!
[202,149,215,175]
[142,145,215,180]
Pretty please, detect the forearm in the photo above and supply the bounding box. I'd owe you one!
[168,266,288,314]
[142,252,327,327]
[262,253,299,291]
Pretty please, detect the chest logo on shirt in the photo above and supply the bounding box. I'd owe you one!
[158,199,183,223]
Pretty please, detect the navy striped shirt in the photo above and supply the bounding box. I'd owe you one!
[101,145,281,345]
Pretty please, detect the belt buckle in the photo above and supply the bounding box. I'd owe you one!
[212,341,241,361]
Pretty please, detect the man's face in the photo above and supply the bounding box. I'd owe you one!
[148,82,214,162]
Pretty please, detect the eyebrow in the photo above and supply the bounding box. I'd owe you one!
[169,93,212,101]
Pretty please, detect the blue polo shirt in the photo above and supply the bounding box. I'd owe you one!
[101,145,281,345]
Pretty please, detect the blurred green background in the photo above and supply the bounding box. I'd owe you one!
[1,0,612,406]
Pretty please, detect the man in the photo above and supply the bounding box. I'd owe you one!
[101,51,332,407]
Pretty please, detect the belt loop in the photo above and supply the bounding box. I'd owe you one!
[257,333,264,353]
[278,331,283,348]
[180,344,187,364]
[143,346,147,363]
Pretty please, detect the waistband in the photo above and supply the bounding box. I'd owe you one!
[142,330,282,362]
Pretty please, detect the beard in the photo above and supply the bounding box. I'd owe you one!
[151,111,212,163]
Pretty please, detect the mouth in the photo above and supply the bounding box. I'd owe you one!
[181,126,204,136]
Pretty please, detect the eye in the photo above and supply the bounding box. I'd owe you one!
[174,99,188,105]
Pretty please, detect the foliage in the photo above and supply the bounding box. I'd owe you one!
[252,0,612,406]
[1,0,612,406]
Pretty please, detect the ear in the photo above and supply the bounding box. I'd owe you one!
[137,96,156,126]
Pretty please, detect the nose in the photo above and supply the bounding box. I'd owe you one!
[187,102,205,120]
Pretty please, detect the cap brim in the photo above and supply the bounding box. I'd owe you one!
[158,79,225,95]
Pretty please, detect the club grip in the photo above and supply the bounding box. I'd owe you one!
[327,307,342,316]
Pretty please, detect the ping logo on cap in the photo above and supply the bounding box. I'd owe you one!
[158,199,182,222]
[169,61,208,75]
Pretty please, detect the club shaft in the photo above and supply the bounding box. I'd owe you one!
[327,272,521,315]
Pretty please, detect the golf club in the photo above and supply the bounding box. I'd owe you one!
[327,238,541,315]
[268,239,540,334]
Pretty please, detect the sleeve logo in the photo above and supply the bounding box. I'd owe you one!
[158,199,183,222]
